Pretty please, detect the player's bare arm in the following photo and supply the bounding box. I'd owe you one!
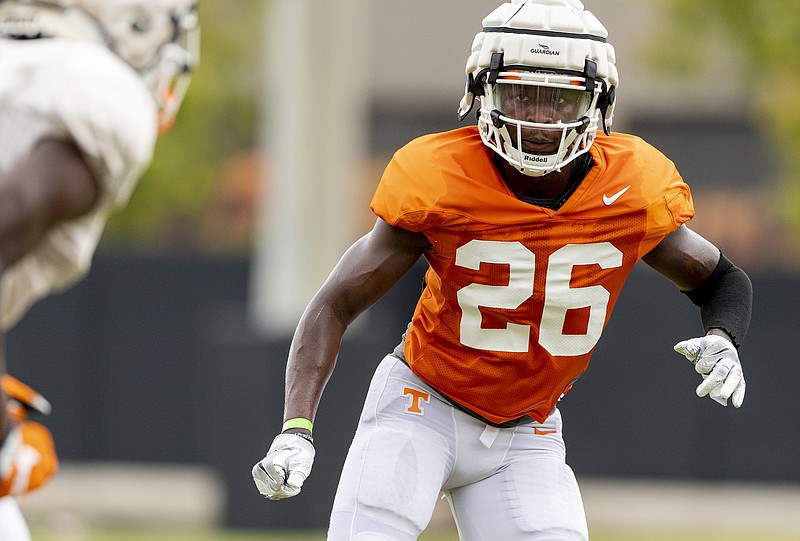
[0,139,97,450]
[642,224,720,292]
[284,218,430,426]
[252,219,429,500]
[643,224,752,407]
[0,139,99,269]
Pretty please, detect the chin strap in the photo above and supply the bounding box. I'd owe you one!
[500,117,588,177]
[597,85,615,135]
[458,52,505,121]
[584,59,615,135]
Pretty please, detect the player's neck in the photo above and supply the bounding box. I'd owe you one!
[494,155,576,202]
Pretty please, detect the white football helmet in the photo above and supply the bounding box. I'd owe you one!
[0,0,200,132]
[458,0,618,177]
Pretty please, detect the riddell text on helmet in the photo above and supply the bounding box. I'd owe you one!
[524,155,548,163]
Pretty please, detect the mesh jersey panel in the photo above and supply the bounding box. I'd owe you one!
[371,126,693,424]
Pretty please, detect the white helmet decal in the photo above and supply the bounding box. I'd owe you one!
[458,0,618,177]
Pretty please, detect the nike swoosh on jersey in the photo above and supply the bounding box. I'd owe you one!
[534,427,557,435]
[602,185,632,205]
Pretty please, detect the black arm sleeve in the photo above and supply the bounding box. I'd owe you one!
[682,254,752,348]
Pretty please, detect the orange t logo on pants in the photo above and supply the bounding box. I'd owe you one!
[403,387,430,415]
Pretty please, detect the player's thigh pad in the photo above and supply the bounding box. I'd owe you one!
[329,355,454,540]
[447,413,588,541]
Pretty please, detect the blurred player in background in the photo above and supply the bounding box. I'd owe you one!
[0,1,199,538]
[253,0,752,539]
[0,375,56,540]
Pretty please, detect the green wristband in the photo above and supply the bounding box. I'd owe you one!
[282,418,313,433]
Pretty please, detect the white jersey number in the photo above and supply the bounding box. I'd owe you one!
[456,240,623,356]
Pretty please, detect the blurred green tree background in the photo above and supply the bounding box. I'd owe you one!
[102,1,266,254]
[101,1,800,256]
[659,0,800,234]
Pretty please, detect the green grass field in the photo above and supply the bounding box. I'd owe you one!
[28,527,800,541]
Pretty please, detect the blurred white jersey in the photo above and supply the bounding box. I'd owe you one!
[0,495,30,541]
[0,37,157,330]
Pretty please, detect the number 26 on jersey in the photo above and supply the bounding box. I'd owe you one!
[455,240,623,357]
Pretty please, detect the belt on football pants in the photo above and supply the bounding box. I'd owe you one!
[391,341,534,429]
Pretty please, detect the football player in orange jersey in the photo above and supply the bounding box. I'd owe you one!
[0,375,58,539]
[253,1,752,539]
[0,0,199,538]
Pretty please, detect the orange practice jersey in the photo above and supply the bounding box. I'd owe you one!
[370,126,694,425]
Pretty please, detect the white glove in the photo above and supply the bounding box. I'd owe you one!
[252,433,315,500]
[674,335,746,408]
[0,426,22,479]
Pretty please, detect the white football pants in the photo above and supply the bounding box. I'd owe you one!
[0,496,31,541]
[328,355,588,541]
